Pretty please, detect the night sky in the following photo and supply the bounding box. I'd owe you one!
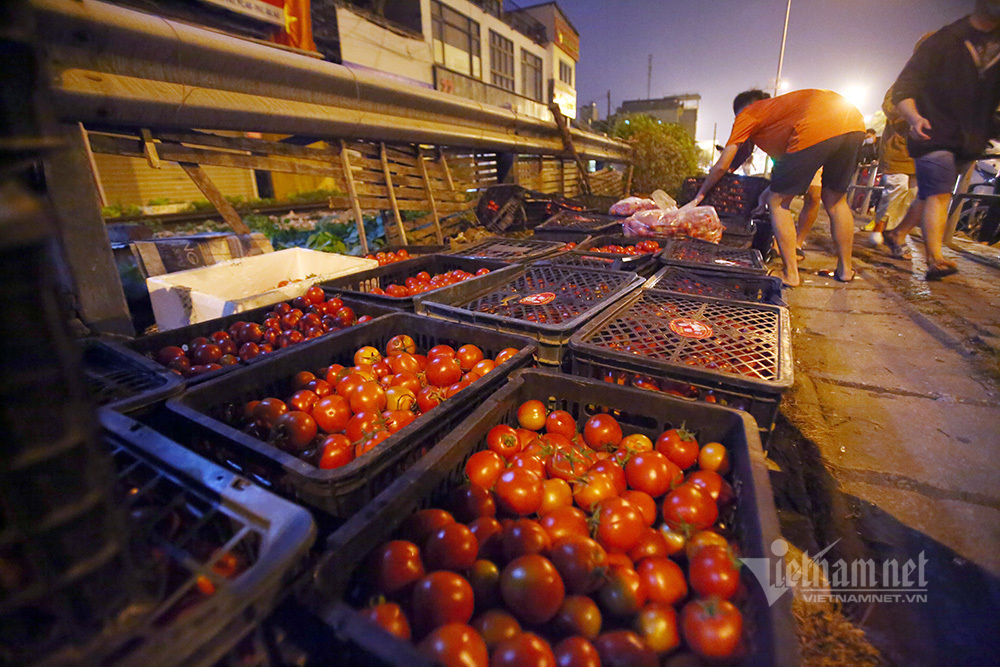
[561,0,971,142]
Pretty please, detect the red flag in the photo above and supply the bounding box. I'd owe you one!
[271,0,316,52]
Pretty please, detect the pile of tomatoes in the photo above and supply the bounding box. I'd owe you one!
[363,248,412,266]
[369,268,491,298]
[225,336,522,470]
[600,371,751,413]
[589,240,661,255]
[356,403,747,666]
[153,287,372,378]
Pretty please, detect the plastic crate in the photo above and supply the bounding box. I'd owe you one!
[163,313,536,518]
[30,409,316,667]
[446,236,567,262]
[416,263,644,365]
[305,369,797,667]
[532,210,622,242]
[572,193,622,214]
[377,243,450,256]
[679,174,770,217]
[575,233,668,273]
[569,288,792,443]
[80,338,185,413]
[114,295,397,386]
[316,255,514,312]
[645,265,786,306]
[659,238,767,275]
[719,216,758,249]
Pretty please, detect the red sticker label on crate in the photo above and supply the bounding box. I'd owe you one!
[669,317,714,339]
[519,292,557,305]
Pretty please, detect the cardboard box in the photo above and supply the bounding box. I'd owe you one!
[147,248,377,330]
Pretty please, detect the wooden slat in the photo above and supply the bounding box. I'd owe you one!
[416,149,443,244]
[155,130,341,160]
[339,139,369,255]
[379,142,407,246]
[179,162,250,234]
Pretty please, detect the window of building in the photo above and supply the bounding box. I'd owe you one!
[489,31,515,91]
[559,59,573,86]
[521,49,543,101]
[431,1,481,78]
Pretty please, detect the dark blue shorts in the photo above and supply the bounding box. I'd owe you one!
[914,151,970,200]
[770,131,865,196]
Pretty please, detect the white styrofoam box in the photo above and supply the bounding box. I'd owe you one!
[147,248,377,330]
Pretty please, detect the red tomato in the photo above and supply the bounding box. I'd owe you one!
[304,378,332,397]
[467,517,504,561]
[269,411,317,452]
[499,554,565,625]
[624,451,682,498]
[508,451,546,480]
[368,540,424,595]
[680,598,743,659]
[572,472,619,513]
[589,459,627,495]
[471,609,520,650]
[495,347,520,365]
[502,518,552,562]
[363,601,411,641]
[685,530,729,560]
[582,414,623,450]
[411,572,476,635]
[698,442,730,475]
[662,483,718,532]
[592,631,658,667]
[539,505,589,543]
[552,596,603,641]
[465,450,505,489]
[493,469,543,516]
[688,544,740,599]
[486,425,522,458]
[632,603,680,655]
[620,490,657,526]
[386,334,417,356]
[517,399,547,431]
[287,389,319,415]
[455,344,484,371]
[253,398,287,431]
[597,565,647,617]
[417,623,488,667]
[655,426,699,469]
[687,469,724,501]
[594,497,645,554]
[399,508,455,544]
[553,636,602,667]
[549,535,608,595]
[381,409,416,434]
[318,433,354,469]
[546,447,592,481]
[636,557,687,606]
[417,385,444,413]
[538,477,573,515]
[492,632,556,667]
[627,526,670,562]
[350,381,387,413]
[345,411,384,444]
[427,344,455,359]
[424,523,479,572]
[448,484,496,523]
[426,355,463,387]
[545,410,577,438]
[313,395,351,433]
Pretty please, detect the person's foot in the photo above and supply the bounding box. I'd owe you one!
[817,269,857,282]
[883,232,912,259]
[925,261,958,281]
[795,247,806,260]
[781,270,800,287]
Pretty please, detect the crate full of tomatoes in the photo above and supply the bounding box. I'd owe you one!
[645,265,786,306]
[569,289,792,444]
[162,313,536,518]
[111,291,395,386]
[532,211,623,242]
[305,370,797,667]
[318,255,516,312]
[416,264,644,366]
[659,238,767,276]
[574,234,669,275]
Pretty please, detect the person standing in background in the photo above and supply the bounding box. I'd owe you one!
[870,86,918,253]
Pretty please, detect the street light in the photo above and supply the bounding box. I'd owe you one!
[764,0,792,178]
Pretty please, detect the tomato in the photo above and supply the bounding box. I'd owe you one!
[680,598,743,659]
[597,565,647,616]
[508,451,546,480]
[411,572,476,635]
[592,631,657,667]
[426,355,463,387]
[517,399,548,431]
[493,469,543,516]
[698,442,730,475]
[662,483,718,532]
[417,385,444,413]
[495,347,520,365]
[632,603,680,655]
[687,469,724,501]
[538,478,573,514]
[304,378,332,397]
[312,395,350,434]
[350,381,387,413]
[552,594,602,640]
[583,414,623,450]
[381,409,416,434]
[424,523,479,572]
[685,530,729,560]
[502,519,552,561]
[399,508,455,544]
[191,343,223,365]
[499,554,565,625]
[270,411,317,452]
[624,451,682,498]
[589,459,627,495]
[553,636,602,667]
[546,447,591,481]
[486,425,522,458]
[471,359,495,376]
[353,346,382,367]
[334,306,356,327]
[472,609,520,650]
[544,410,577,438]
[368,540,424,595]
[386,334,417,356]
[618,433,653,454]
[655,427,699,470]
[363,601,411,641]
[427,344,455,359]
[492,632,556,667]
[539,505,589,543]
[252,398,288,431]
[636,557,687,606]
[656,524,687,557]
[627,526,670,562]
[284,389,318,415]
[549,535,608,594]
[345,411,384,444]
[595,497,645,554]
[689,544,740,599]
[335,372,367,399]
[468,558,502,611]
[447,484,495,523]
[155,345,187,366]
[455,344,484,371]
[572,472,618,513]
[417,623,488,667]
[318,433,354,469]
[356,429,391,456]
[620,490,656,526]
[465,450,505,490]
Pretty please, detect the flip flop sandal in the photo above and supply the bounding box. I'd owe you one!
[884,235,912,260]
[795,248,806,260]
[925,263,958,281]
[817,269,857,282]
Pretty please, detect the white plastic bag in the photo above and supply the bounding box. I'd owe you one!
[609,196,658,216]
[623,205,724,243]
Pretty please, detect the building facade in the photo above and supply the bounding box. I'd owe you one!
[618,94,700,138]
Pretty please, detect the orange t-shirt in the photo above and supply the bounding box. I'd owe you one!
[726,89,865,157]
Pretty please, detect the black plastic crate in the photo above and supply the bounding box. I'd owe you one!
[569,288,792,442]
[416,263,643,365]
[645,265,786,306]
[163,313,536,518]
[113,295,397,386]
[446,236,567,262]
[31,409,316,667]
[316,255,514,312]
[679,174,770,217]
[572,193,623,214]
[532,210,622,242]
[305,369,797,667]
[80,339,185,413]
[376,243,449,257]
[659,238,767,275]
[575,233,669,272]
[719,216,758,250]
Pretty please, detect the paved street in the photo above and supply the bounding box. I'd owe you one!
[769,211,1000,665]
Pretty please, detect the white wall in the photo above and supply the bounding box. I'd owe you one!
[336,5,435,86]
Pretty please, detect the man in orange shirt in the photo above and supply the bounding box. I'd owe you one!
[693,89,866,286]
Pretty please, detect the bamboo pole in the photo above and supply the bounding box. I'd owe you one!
[179,162,250,234]
[380,142,408,246]
[339,139,369,255]
[417,147,444,244]
[437,147,456,191]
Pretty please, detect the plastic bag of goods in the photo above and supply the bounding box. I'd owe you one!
[609,196,659,216]
[623,205,724,243]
